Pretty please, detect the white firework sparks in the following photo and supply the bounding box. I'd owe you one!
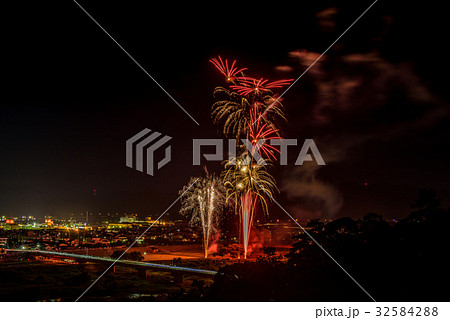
[179,174,226,258]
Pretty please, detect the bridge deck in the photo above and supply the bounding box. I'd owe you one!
[6,249,217,276]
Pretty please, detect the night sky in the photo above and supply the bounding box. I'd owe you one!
[1,1,449,221]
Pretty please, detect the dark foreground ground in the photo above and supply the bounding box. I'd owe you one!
[1,190,449,302]
[0,260,200,301]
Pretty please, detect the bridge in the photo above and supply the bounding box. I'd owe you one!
[6,249,217,282]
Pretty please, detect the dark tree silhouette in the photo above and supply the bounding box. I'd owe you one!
[203,189,450,301]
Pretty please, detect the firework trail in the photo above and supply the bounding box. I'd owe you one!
[240,190,258,259]
[179,174,225,258]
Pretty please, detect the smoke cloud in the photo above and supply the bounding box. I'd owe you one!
[276,7,449,219]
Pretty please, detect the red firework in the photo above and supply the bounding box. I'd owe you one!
[240,190,258,259]
[230,77,293,96]
[249,106,282,160]
[209,56,247,81]
[229,83,255,96]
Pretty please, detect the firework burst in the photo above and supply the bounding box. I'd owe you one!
[230,77,293,96]
[209,56,247,82]
[211,90,286,138]
[212,87,252,138]
[222,155,277,214]
[210,57,290,139]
